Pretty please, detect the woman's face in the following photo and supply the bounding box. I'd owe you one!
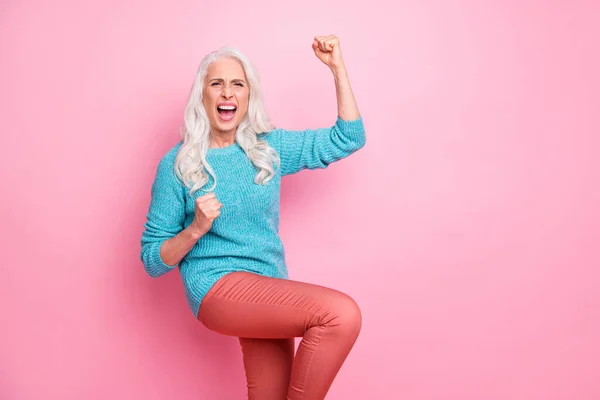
[203,57,249,137]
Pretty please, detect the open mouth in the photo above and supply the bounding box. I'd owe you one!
[217,105,237,121]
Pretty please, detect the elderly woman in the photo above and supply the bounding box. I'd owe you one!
[140,35,366,400]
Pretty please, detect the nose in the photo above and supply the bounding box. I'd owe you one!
[221,86,233,98]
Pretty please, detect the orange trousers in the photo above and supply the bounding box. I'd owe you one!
[197,271,362,400]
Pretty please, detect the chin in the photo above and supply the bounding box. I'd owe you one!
[211,120,236,133]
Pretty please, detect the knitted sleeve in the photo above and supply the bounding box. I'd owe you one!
[140,147,186,277]
[275,115,366,176]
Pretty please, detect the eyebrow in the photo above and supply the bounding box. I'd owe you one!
[208,78,246,84]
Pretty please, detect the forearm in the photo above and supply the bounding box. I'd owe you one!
[159,224,205,266]
[332,64,360,121]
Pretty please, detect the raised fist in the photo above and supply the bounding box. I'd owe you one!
[190,192,222,235]
[312,35,344,70]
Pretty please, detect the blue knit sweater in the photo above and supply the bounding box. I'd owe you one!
[140,116,365,317]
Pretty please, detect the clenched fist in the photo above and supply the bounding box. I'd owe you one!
[190,192,222,235]
[312,35,344,70]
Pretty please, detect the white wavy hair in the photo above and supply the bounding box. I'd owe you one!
[174,46,281,196]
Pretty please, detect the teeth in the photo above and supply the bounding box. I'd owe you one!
[218,105,236,110]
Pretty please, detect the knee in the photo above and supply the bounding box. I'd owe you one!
[327,293,362,338]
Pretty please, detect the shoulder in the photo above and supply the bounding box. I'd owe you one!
[155,141,184,184]
[163,141,183,160]
[158,141,183,168]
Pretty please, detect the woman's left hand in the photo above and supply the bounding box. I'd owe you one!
[312,35,345,71]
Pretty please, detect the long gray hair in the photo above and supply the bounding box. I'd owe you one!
[174,46,280,196]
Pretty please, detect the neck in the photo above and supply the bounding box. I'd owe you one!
[209,132,236,148]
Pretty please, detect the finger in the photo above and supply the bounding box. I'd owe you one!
[198,192,215,202]
[202,199,219,210]
[206,198,220,207]
[318,39,326,52]
[321,39,328,52]
[314,36,323,50]
[198,193,216,203]
[203,206,220,216]
[326,36,339,49]
[199,201,218,211]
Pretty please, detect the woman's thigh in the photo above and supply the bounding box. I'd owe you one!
[197,271,360,339]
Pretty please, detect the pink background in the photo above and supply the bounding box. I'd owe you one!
[1,0,599,399]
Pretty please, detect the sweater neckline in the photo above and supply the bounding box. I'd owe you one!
[207,141,240,156]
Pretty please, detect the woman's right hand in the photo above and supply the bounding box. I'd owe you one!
[190,192,222,236]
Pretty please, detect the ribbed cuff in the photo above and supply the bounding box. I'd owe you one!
[335,115,365,144]
[149,240,177,274]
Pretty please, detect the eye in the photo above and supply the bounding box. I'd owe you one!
[235,83,244,87]
[211,82,221,86]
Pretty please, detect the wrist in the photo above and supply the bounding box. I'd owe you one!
[187,223,206,240]
[330,63,347,77]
